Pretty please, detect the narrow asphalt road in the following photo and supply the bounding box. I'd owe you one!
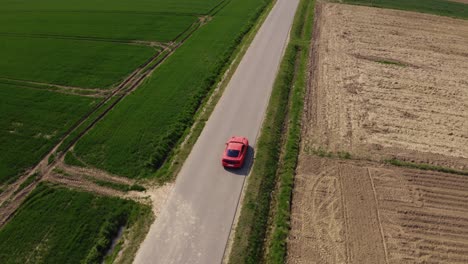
[134,0,299,262]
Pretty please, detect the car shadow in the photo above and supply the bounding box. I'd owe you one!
[224,146,255,176]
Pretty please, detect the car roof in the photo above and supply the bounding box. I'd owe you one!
[228,136,246,144]
[227,142,243,151]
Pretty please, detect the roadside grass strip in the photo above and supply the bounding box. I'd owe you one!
[342,0,468,19]
[0,36,156,88]
[228,0,315,263]
[73,0,271,179]
[0,183,150,264]
[266,0,315,262]
[0,84,98,184]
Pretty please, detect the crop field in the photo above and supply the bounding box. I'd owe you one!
[0,13,197,43]
[0,83,97,184]
[0,0,224,89]
[0,0,227,183]
[2,0,221,15]
[0,36,156,88]
[0,0,272,261]
[303,3,468,170]
[0,183,149,264]
[288,156,468,264]
[72,0,270,178]
[288,2,468,264]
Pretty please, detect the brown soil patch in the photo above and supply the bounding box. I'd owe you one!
[303,3,468,170]
[288,155,468,264]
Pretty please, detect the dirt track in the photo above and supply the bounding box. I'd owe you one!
[288,155,468,264]
[303,3,468,170]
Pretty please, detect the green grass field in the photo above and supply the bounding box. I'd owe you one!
[73,0,270,178]
[0,84,98,184]
[0,36,156,88]
[0,183,148,264]
[0,12,197,42]
[1,0,221,15]
[343,0,468,19]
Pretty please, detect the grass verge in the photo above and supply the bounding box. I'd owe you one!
[265,0,316,262]
[227,0,316,262]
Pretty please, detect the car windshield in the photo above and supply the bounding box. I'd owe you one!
[227,149,240,157]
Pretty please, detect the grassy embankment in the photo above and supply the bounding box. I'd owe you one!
[228,0,315,263]
[342,0,468,19]
[0,183,150,264]
[72,0,271,180]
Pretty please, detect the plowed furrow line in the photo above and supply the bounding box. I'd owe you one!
[405,173,468,185]
[394,247,468,263]
[406,179,468,192]
[396,236,468,249]
[404,226,468,240]
[423,198,468,212]
[419,245,468,255]
[398,209,468,223]
[405,171,468,183]
[401,223,468,237]
[400,216,468,230]
[419,188,468,201]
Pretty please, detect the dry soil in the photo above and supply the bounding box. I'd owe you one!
[288,3,468,264]
[303,3,468,170]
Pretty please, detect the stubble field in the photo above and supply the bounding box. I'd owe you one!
[303,3,468,170]
[288,2,468,264]
[288,155,468,264]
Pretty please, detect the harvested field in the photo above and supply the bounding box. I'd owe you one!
[287,155,468,264]
[303,3,468,170]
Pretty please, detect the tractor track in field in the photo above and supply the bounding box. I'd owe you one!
[0,32,169,48]
[0,4,221,227]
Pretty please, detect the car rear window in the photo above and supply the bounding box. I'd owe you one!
[227,149,240,157]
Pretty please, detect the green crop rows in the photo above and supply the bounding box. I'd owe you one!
[73,0,270,179]
[0,183,149,264]
[0,36,156,88]
[0,0,224,89]
[0,13,197,42]
[0,83,98,184]
[0,0,224,183]
[2,0,221,15]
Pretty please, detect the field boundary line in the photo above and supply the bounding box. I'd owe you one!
[367,167,390,264]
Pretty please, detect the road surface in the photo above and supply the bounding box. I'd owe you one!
[134,0,299,262]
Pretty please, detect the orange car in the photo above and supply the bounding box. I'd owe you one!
[222,136,249,168]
